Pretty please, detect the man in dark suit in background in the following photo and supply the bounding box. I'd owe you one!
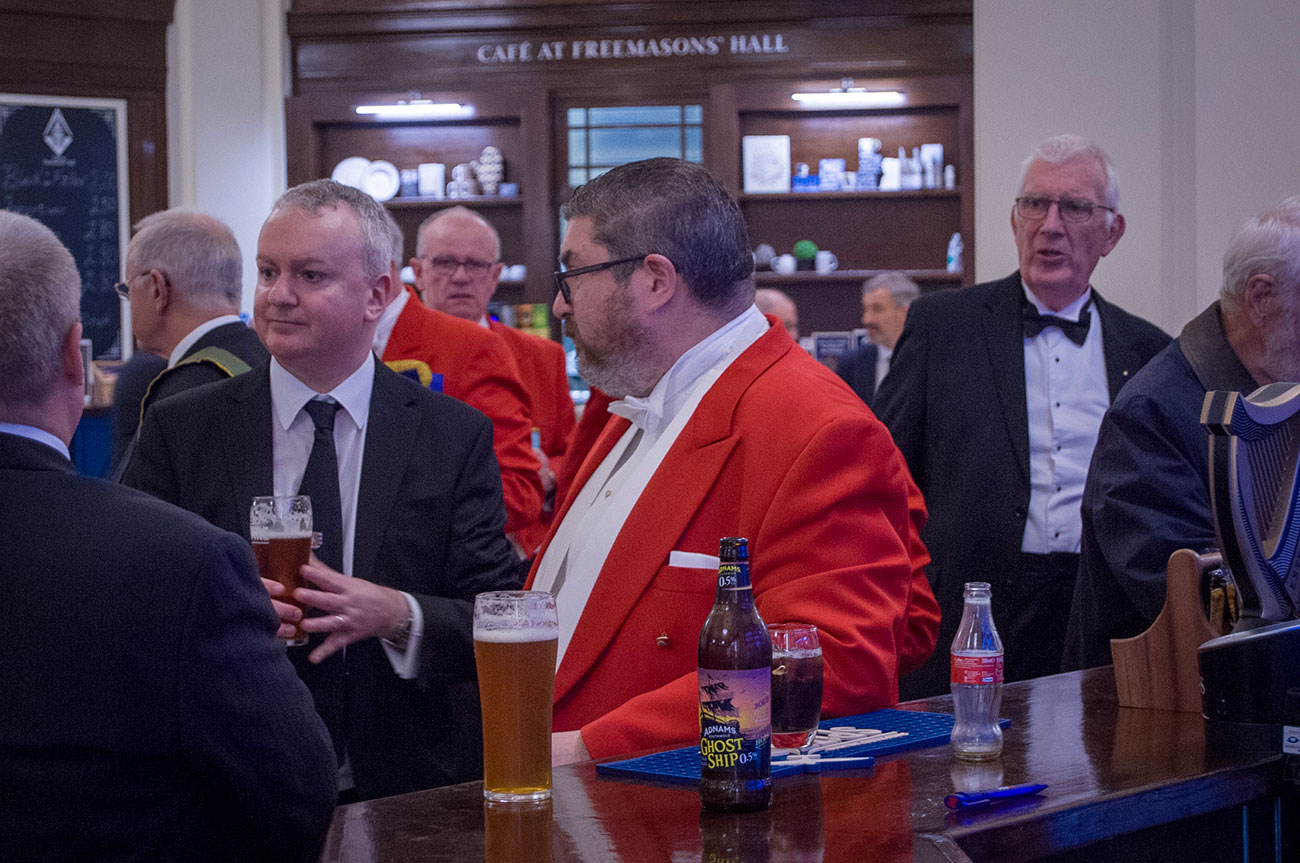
[121,208,268,410]
[876,134,1169,697]
[0,210,336,860]
[124,180,520,800]
[837,271,919,407]
[110,209,269,479]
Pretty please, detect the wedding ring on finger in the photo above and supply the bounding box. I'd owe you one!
[334,614,346,628]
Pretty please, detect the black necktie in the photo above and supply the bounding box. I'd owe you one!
[1022,302,1092,346]
[298,399,343,572]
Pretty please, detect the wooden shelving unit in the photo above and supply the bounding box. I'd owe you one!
[283,26,973,334]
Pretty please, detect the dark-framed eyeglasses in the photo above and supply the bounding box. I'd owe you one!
[553,256,648,305]
[1014,196,1116,223]
[424,256,497,278]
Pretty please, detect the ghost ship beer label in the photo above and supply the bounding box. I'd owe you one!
[699,667,771,770]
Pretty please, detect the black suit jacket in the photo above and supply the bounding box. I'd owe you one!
[875,272,1169,696]
[0,432,335,862]
[146,320,270,406]
[836,342,880,407]
[108,349,167,474]
[110,322,270,483]
[122,359,520,799]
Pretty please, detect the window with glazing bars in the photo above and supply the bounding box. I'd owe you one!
[566,105,703,187]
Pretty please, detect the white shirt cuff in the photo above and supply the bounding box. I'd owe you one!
[380,592,424,679]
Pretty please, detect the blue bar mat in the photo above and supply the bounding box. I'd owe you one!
[596,707,987,785]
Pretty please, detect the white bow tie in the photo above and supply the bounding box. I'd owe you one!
[608,395,662,436]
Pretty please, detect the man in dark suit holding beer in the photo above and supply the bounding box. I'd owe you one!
[124,180,521,800]
[0,210,337,861]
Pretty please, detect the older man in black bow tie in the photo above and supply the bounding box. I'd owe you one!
[875,134,1169,696]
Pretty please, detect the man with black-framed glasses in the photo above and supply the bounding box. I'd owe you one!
[413,207,576,556]
[530,157,940,766]
[876,134,1169,698]
[378,206,545,540]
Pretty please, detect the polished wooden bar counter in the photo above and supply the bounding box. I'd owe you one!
[320,668,1292,862]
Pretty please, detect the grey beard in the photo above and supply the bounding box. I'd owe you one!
[576,349,657,400]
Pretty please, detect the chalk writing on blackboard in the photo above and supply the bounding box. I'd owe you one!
[0,96,128,359]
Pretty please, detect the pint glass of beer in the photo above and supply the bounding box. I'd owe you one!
[473,591,558,802]
[768,623,823,751]
[250,495,313,646]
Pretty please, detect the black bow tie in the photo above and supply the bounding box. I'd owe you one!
[1022,302,1092,346]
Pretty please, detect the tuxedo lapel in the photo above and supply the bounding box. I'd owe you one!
[217,371,275,540]
[980,275,1031,481]
[353,365,420,585]
[864,344,879,403]
[1094,290,1139,401]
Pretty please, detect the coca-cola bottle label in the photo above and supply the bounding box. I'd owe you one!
[950,653,1004,685]
[699,668,771,771]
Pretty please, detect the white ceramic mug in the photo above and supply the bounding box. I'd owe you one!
[815,251,839,274]
[773,254,797,274]
[417,163,445,198]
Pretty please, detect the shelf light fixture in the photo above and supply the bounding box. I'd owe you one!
[791,79,905,109]
[354,97,473,120]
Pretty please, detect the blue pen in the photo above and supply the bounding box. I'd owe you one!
[944,782,1047,810]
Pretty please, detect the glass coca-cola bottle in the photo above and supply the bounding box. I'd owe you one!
[950,581,1004,761]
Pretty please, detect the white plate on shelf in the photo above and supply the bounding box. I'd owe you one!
[331,156,371,188]
[361,160,400,202]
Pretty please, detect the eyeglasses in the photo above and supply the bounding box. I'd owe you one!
[424,256,497,278]
[1014,196,1116,223]
[552,256,648,305]
[113,272,148,300]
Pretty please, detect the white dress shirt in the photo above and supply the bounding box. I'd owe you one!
[533,304,770,666]
[874,343,893,391]
[371,287,409,358]
[0,423,69,459]
[167,314,245,367]
[1021,284,1109,554]
[268,354,423,678]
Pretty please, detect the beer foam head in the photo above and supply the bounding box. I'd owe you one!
[249,526,313,542]
[473,626,557,643]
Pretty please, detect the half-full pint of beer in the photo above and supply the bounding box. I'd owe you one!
[250,495,312,646]
[473,591,559,802]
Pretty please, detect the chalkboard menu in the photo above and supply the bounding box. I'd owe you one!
[0,95,129,360]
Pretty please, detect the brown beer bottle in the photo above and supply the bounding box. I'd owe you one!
[698,537,772,812]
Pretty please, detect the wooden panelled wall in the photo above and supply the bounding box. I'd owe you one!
[286,1,974,331]
[287,1,972,93]
[0,1,173,226]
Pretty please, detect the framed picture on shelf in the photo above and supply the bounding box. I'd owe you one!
[810,331,854,372]
[742,135,791,193]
